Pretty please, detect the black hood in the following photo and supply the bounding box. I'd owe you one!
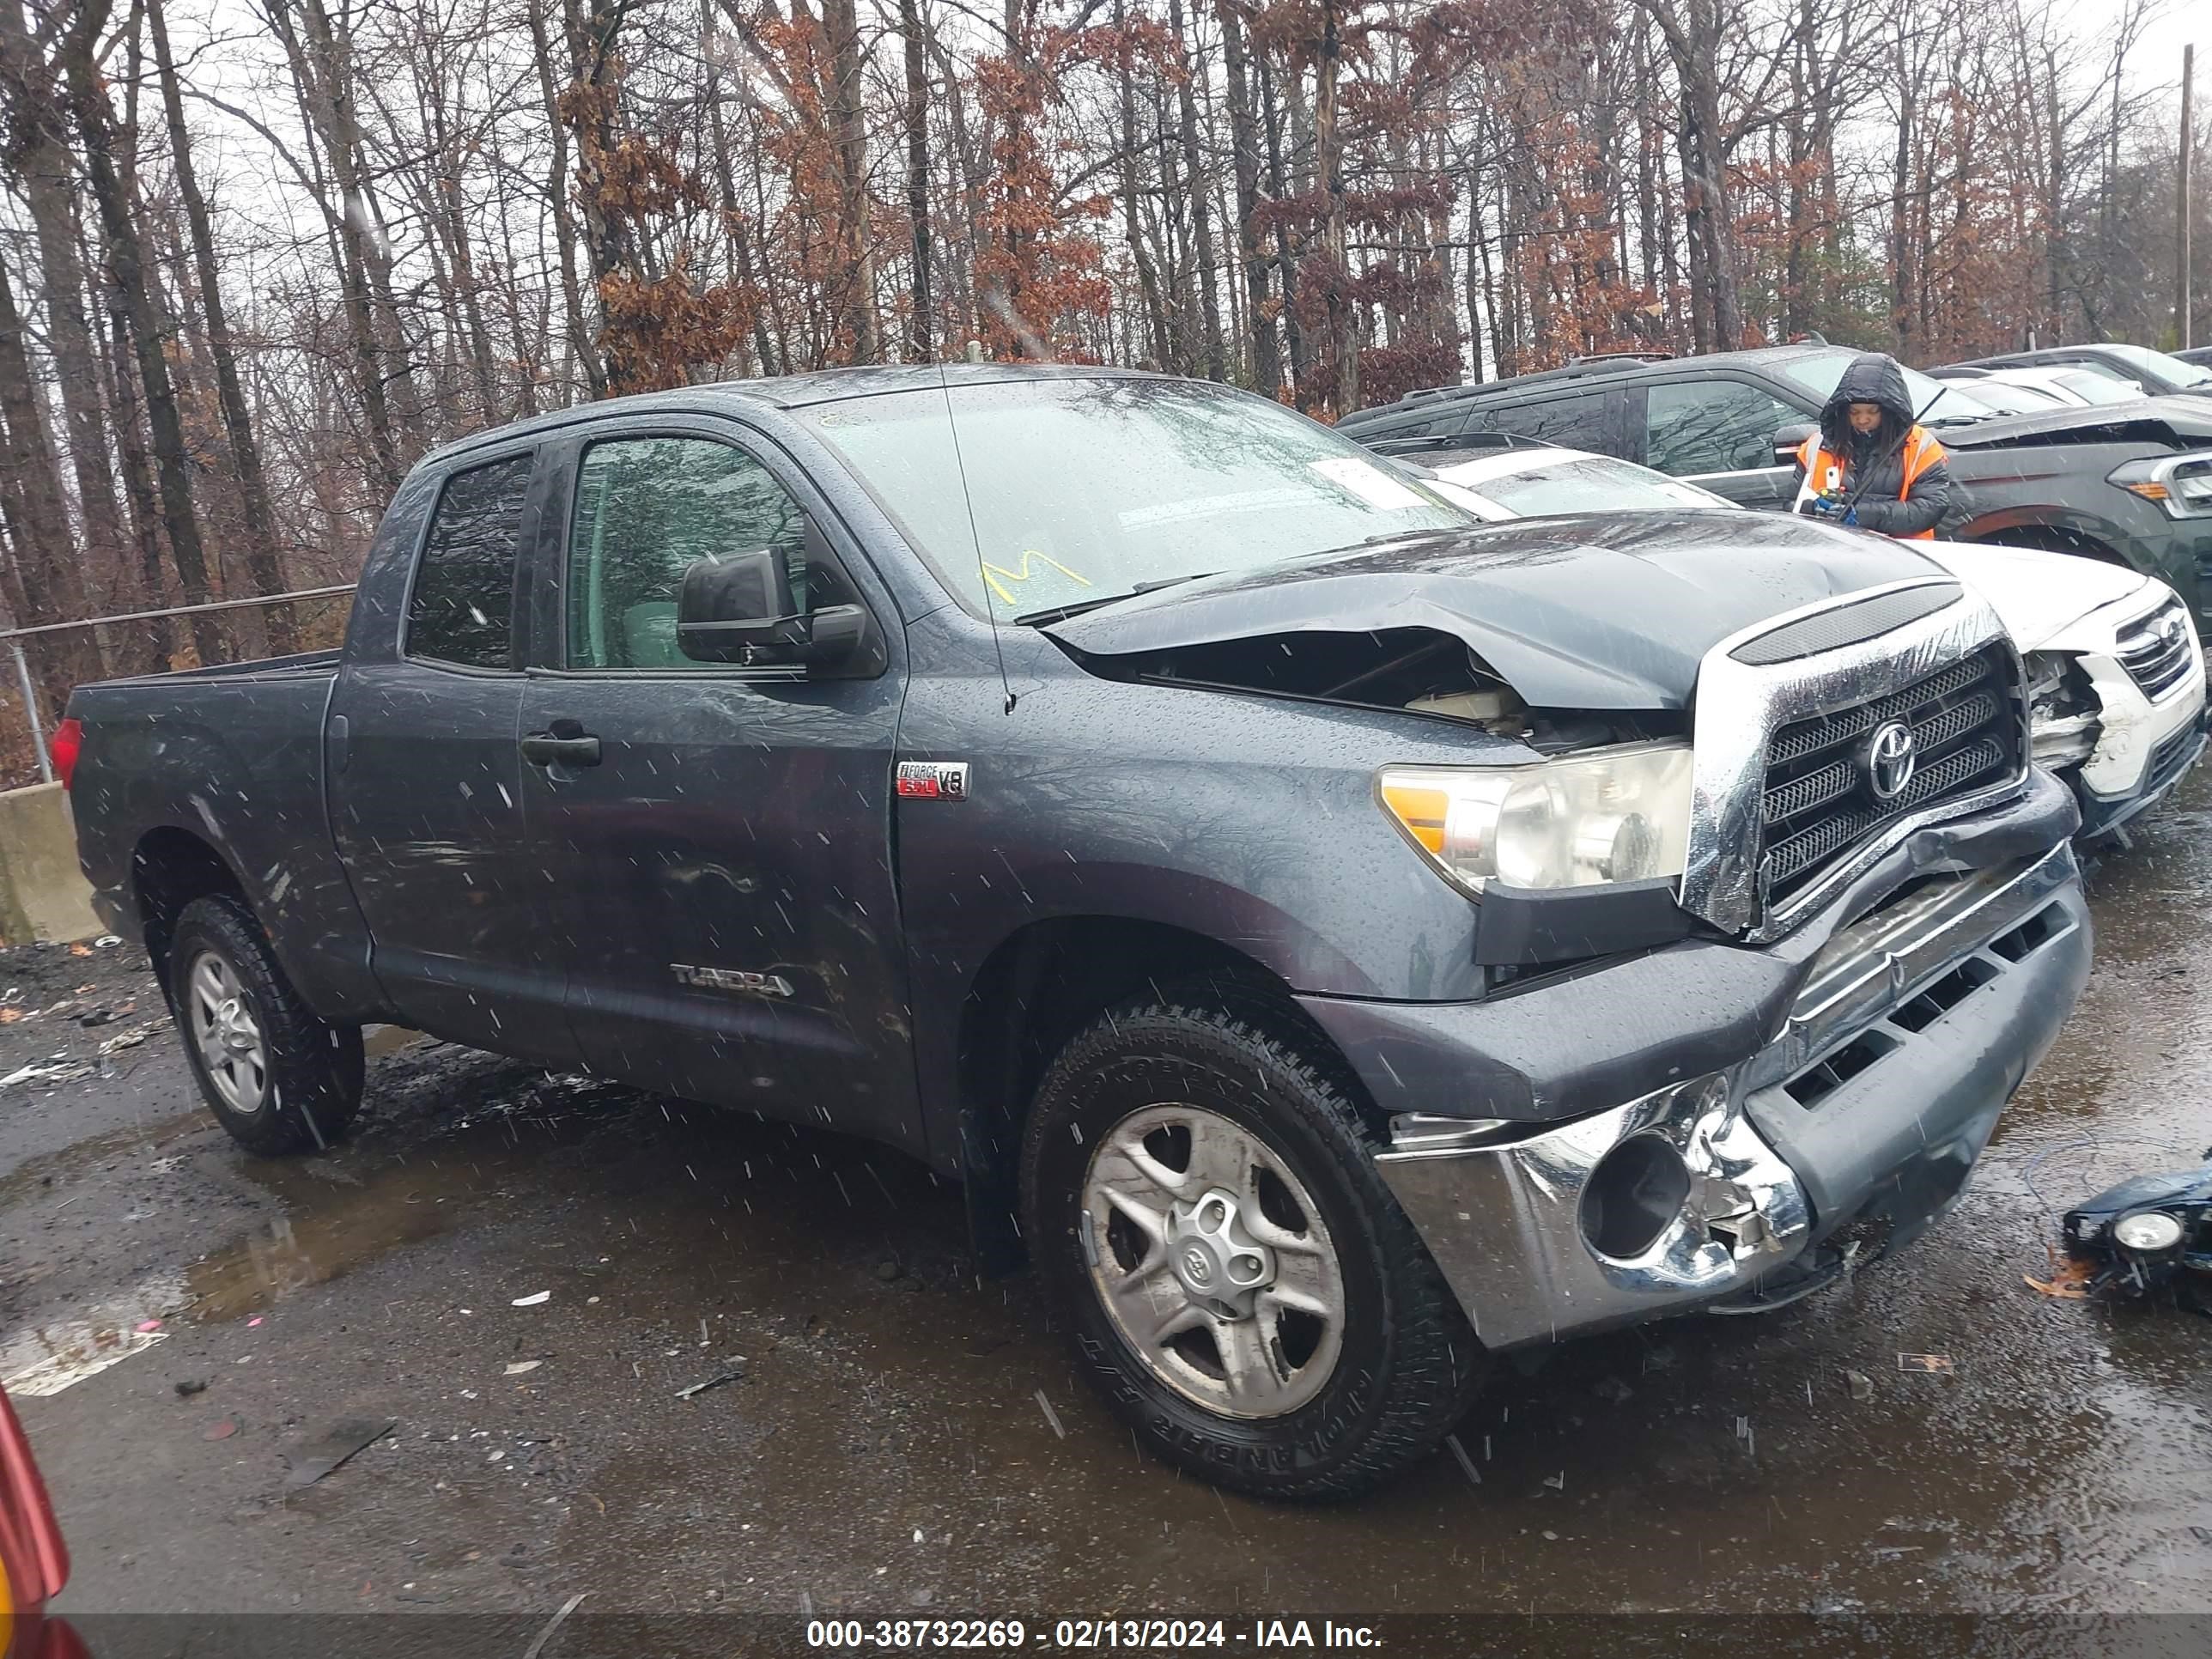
[1820,353,1917,450]
[1043,511,1946,710]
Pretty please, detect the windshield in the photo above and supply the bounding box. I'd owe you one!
[1441,454,1735,517]
[1936,380,2061,416]
[802,378,1474,620]
[2096,343,2212,390]
[2056,370,2141,404]
[1774,349,1974,424]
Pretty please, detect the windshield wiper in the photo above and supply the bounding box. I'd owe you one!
[1015,574,1212,627]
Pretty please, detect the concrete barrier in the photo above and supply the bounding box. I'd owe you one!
[0,782,102,945]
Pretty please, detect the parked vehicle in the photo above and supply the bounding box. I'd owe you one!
[59,368,2091,1498]
[2179,347,2212,372]
[1382,443,2207,842]
[1956,343,2212,402]
[1930,364,2143,408]
[1340,344,2212,630]
[0,1385,81,1659]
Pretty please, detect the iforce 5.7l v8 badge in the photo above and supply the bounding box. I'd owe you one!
[896,760,971,800]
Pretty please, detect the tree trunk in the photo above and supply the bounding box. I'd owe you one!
[62,0,222,665]
[1316,3,1357,415]
[899,0,933,362]
[1114,0,1171,367]
[149,0,293,646]
[1218,2,1278,396]
[0,0,129,625]
[0,251,96,703]
[1168,0,1224,380]
[526,0,600,395]
[819,0,879,362]
[1257,52,1307,404]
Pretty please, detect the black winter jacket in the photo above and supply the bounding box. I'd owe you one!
[1793,353,1957,538]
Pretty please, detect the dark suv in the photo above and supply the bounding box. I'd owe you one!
[1344,345,2212,626]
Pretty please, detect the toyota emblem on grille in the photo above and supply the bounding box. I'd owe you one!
[1864,720,1917,801]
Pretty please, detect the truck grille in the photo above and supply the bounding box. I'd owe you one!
[1759,646,2021,905]
[2113,598,2197,700]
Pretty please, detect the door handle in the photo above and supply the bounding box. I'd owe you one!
[520,731,602,768]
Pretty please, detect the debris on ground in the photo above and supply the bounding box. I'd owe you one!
[97,1021,163,1055]
[1847,1370,1875,1401]
[1592,1376,1633,1404]
[1899,1353,1954,1375]
[2057,1163,2212,1310]
[283,1417,397,1487]
[511,1291,551,1307]
[204,1419,238,1442]
[504,1360,542,1376]
[0,1058,96,1090]
[174,1377,207,1398]
[676,1362,745,1400]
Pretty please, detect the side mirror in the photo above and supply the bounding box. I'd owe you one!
[1774,422,1817,467]
[678,547,804,662]
[676,538,878,672]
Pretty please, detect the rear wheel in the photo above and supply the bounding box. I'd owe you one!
[167,895,363,1155]
[1019,990,1485,1499]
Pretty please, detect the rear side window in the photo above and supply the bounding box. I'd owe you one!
[1466,391,1613,453]
[1350,404,1465,441]
[407,453,534,669]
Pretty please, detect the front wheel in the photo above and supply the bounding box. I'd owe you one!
[167,894,363,1155]
[1019,992,1485,1499]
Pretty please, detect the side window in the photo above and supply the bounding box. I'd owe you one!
[1467,391,1613,453]
[1353,405,1464,441]
[566,434,835,671]
[1644,380,1802,476]
[407,453,533,670]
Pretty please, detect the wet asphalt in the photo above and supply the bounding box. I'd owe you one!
[3,777,2210,1639]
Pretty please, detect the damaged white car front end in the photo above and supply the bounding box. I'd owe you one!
[1918,544,2207,841]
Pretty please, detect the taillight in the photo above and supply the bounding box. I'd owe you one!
[0,1387,69,1617]
[47,719,81,792]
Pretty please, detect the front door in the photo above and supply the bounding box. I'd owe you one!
[330,448,578,1062]
[516,423,921,1153]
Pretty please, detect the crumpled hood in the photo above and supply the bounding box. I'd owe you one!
[1936,393,2212,451]
[1044,510,1945,710]
[1915,540,2148,649]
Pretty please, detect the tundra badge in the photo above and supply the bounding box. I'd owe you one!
[896,760,971,800]
[671,963,795,998]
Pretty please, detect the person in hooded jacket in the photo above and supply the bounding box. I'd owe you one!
[1790,352,1956,540]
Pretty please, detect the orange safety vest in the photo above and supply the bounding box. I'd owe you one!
[1794,427,1946,540]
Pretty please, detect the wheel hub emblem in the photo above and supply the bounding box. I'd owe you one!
[1181,1245,1213,1287]
[1863,720,1917,801]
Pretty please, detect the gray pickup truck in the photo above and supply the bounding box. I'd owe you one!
[58,367,2090,1498]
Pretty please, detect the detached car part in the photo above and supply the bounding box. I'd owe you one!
[2060,1163,2212,1308]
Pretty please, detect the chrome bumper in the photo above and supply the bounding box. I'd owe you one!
[1376,842,2086,1350]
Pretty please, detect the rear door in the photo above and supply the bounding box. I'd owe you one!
[515,418,921,1152]
[1634,374,1812,509]
[328,447,578,1062]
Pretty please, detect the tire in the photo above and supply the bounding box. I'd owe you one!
[1019,988,1486,1499]
[167,894,364,1155]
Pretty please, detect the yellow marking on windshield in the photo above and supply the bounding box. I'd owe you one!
[981,550,1093,606]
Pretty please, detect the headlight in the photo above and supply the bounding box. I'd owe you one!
[2109,452,2212,518]
[2112,1210,2185,1254]
[1379,744,1694,894]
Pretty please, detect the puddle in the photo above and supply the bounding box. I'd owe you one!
[1,1274,186,1396]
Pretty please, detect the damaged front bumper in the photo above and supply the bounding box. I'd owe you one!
[1335,812,2090,1351]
